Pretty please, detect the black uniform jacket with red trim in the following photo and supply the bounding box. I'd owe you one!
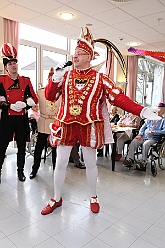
[0,74,38,140]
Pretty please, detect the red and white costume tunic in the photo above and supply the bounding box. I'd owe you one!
[45,68,143,148]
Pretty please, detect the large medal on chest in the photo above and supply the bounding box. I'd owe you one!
[69,104,82,116]
[68,70,96,116]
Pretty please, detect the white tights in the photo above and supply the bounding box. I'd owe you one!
[53,145,98,201]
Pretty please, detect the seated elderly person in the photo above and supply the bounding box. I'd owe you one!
[109,105,120,125]
[115,112,140,161]
[123,102,165,169]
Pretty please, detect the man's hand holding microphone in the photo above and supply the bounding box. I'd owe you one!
[52,61,72,83]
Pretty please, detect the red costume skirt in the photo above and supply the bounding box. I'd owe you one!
[49,121,104,149]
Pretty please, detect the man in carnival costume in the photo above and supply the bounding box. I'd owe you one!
[41,27,160,215]
[0,43,38,182]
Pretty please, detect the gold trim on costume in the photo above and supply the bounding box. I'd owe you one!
[47,101,55,112]
[69,105,82,116]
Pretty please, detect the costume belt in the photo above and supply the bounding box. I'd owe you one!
[40,113,55,119]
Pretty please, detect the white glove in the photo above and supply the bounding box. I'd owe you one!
[27,97,35,106]
[52,62,67,83]
[140,107,161,120]
[0,96,6,101]
[10,101,26,112]
[15,101,26,109]
[10,103,22,112]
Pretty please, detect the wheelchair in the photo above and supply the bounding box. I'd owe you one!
[147,134,165,177]
[124,134,165,177]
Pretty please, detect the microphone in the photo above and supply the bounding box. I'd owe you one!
[56,61,72,70]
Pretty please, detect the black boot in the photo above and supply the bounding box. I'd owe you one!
[29,169,38,179]
[0,156,5,184]
[18,170,26,182]
[0,169,1,184]
[29,134,46,178]
[17,153,26,182]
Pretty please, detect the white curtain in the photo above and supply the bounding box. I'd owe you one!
[161,64,165,103]
[152,65,164,108]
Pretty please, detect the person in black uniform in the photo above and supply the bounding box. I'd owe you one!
[0,43,38,183]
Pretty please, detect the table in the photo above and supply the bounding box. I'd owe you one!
[111,127,137,171]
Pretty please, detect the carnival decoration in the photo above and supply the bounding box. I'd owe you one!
[77,27,99,60]
[94,38,127,79]
[1,42,18,66]
[128,47,165,62]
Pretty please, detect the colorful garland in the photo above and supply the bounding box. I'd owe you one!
[128,47,165,62]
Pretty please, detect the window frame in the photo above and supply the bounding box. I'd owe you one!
[19,39,70,90]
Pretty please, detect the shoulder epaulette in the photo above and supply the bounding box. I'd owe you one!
[22,76,30,79]
[0,74,7,77]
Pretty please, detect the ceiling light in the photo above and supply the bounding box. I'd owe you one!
[128,42,139,47]
[60,12,74,20]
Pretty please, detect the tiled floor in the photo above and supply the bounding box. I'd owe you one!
[1,147,165,248]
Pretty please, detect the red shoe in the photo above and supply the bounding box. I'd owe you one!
[41,198,62,215]
[115,153,122,161]
[90,196,100,213]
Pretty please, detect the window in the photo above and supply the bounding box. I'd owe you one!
[18,44,38,91]
[42,49,67,87]
[19,23,107,91]
[136,57,164,107]
[20,24,68,50]
[19,23,70,90]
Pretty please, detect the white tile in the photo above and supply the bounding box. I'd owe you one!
[154,215,165,230]
[0,231,5,240]
[121,214,152,232]
[108,197,140,213]
[115,220,144,237]
[0,237,18,248]
[8,224,50,247]
[122,191,150,204]
[0,203,17,220]
[33,238,64,248]
[35,214,71,236]
[129,238,158,248]
[98,225,137,248]
[0,213,31,236]
[130,206,163,224]
[83,238,111,248]
[102,203,128,220]
[141,232,165,248]
[1,149,165,248]
[142,198,165,214]
[52,224,94,248]
[76,215,113,237]
[145,225,165,242]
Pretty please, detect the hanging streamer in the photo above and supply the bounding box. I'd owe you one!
[128,47,165,62]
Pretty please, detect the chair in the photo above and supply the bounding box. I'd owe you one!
[123,128,139,158]
[123,119,145,159]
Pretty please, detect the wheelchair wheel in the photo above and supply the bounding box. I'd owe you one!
[151,161,157,177]
[158,141,165,170]
[28,133,52,159]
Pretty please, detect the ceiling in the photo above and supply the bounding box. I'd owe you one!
[0,0,165,55]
